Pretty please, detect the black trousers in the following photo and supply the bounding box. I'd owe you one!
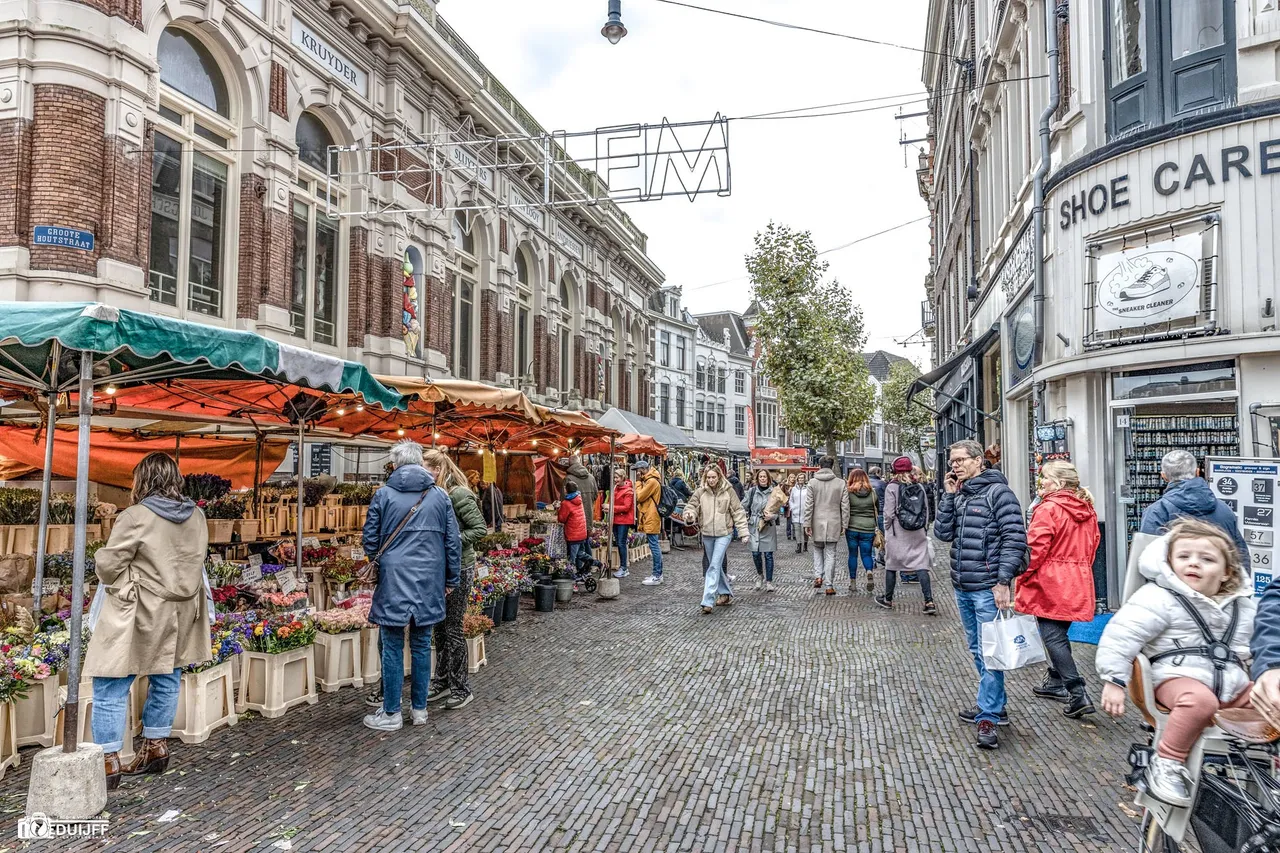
[432,564,474,700]
[1038,617,1084,693]
[884,569,933,603]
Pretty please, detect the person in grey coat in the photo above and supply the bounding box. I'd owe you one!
[805,456,851,595]
[561,457,598,527]
[361,440,461,732]
[743,469,780,592]
[876,457,936,615]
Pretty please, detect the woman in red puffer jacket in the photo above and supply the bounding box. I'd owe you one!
[1016,459,1101,719]
[612,468,636,578]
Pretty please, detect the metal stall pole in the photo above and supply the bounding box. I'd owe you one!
[607,436,616,569]
[252,433,264,519]
[296,420,305,582]
[31,384,59,616]
[62,351,94,751]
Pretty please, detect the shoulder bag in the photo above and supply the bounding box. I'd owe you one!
[357,489,431,585]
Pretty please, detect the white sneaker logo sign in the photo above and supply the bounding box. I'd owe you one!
[1095,233,1202,332]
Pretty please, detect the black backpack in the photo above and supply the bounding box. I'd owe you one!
[896,483,929,531]
[656,484,679,519]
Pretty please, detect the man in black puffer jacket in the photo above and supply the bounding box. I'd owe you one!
[934,438,1028,751]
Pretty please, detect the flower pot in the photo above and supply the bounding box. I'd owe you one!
[503,591,520,622]
[597,577,620,599]
[3,525,36,556]
[0,702,18,780]
[234,519,259,542]
[14,677,59,748]
[314,630,363,693]
[236,646,319,719]
[170,661,238,744]
[465,634,487,673]
[553,578,574,604]
[206,519,235,544]
[534,582,556,612]
[485,600,502,626]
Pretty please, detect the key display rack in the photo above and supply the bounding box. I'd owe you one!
[1124,414,1240,541]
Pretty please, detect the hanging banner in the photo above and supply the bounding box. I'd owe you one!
[746,405,756,451]
[1206,457,1277,597]
[750,447,807,468]
[1093,233,1202,333]
[482,451,497,483]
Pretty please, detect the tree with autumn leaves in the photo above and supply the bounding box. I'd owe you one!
[746,222,876,461]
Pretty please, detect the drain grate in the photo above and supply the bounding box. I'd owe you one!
[1038,814,1103,837]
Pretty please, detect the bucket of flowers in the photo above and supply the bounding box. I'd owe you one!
[236,612,319,718]
[463,609,492,673]
[170,617,245,744]
[312,601,371,692]
[10,625,89,749]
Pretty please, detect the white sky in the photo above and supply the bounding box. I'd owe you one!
[441,0,933,365]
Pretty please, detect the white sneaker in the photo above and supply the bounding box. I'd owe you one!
[410,708,429,726]
[728,574,737,582]
[363,710,403,732]
[614,569,629,578]
[753,577,763,591]
[1145,756,1192,807]
[642,576,663,586]
[765,582,776,592]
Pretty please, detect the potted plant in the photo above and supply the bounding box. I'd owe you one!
[463,610,491,673]
[43,494,101,555]
[236,613,319,718]
[323,556,363,599]
[552,563,575,604]
[201,495,245,544]
[312,602,369,692]
[169,619,243,744]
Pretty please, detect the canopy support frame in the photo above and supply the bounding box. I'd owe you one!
[31,340,60,615]
[62,350,94,753]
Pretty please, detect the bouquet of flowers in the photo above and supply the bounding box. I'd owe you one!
[202,495,248,520]
[244,613,316,654]
[477,532,515,555]
[589,528,609,549]
[186,618,247,674]
[628,531,647,548]
[183,473,232,503]
[470,576,503,607]
[462,611,493,639]
[259,591,309,610]
[323,556,364,586]
[207,557,243,586]
[313,601,371,634]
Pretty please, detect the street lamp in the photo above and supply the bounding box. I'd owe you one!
[601,0,627,44]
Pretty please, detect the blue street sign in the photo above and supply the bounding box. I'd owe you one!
[32,226,94,251]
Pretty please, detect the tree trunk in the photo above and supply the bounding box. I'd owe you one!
[824,433,837,465]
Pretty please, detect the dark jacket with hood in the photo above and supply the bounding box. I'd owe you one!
[728,473,744,501]
[933,468,1028,591]
[1252,577,1280,677]
[1139,476,1249,562]
[669,474,693,501]
[557,490,589,542]
[362,465,461,628]
[563,459,597,524]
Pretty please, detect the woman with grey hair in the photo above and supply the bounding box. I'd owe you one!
[360,440,461,731]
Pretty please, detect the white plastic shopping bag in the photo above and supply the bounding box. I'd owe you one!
[981,611,1047,671]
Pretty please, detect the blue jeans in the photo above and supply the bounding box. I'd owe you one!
[846,530,875,576]
[648,533,664,577]
[567,539,587,570]
[751,550,775,581]
[954,588,1006,723]
[613,525,630,567]
[381,621,433,715]
[701,534,733,607]
[92,668,181,753]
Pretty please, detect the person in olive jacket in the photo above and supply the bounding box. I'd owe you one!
[844,468,879,594]
[424,449,488,710]
[933,439,1028,751]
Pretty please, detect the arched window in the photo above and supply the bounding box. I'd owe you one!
[290,111,343,347]
[149,26,234,319]
[450,214,479,379]
[514,250,532,380]
[557,276,574,392]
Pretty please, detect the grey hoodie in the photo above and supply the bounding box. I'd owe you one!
[141,495,198,524]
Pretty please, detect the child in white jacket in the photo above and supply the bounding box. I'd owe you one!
[1096,518,1256,808]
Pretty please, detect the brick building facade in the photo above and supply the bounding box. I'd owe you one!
[0,0,662,413]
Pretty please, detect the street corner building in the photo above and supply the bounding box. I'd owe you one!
[0,0,664,428]
[916,0,1280,608]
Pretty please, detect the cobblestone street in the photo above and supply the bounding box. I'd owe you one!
[1,541,1145,852]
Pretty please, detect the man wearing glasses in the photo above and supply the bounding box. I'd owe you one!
[934,438,1029,750]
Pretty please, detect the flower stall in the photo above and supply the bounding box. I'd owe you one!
[235,613,319,719]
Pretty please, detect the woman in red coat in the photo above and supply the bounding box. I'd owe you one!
[612,467,636,578]
[1017,459,1101,719]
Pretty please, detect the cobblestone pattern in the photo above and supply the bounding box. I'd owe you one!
[0,542,1146,852]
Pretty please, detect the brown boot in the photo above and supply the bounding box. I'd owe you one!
[104,752,122,790]
[123,738,169,777]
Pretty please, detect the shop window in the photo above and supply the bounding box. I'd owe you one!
[1105,0,1234,138]
[557,277,573,391]
[515,249,533,379]
[659,382,670,424]
[290,111,342,346]
[676,386,686,427]
[1111,359,1236,401]
[149,26,234,319]
[450,214,481,380]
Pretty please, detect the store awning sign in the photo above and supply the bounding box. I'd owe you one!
[1093,233,1202,333]
[292,18,368,98]
[33,226,93,252]
[750,447,806,467]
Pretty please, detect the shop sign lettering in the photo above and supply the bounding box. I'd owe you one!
[1060,139,1280,230]
[292,19,368,98]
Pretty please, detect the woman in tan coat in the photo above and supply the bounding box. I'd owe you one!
[682,467,749,614]
[85,452,211,790]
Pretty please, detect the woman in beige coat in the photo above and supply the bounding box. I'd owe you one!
[84,452,211,790]
[682,467,749,614]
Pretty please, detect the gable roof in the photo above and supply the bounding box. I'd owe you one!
[863,350,910,381]
[692,312,751,356]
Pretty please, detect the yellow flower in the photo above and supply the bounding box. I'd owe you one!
[254,626,264,636]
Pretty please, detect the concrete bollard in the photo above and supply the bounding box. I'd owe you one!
[25,743,107,820]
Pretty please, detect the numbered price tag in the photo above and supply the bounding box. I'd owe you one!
[41,579,60,596]
[476,564,491,580]
[248,553,264,568]
[1251,549,1273,569]
[303,537,321,549]
[1245,506,1275,529]
[239,564,263,585]
[349,547,364,561]
[1246,529,1274,548]
[278,570,299,595]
